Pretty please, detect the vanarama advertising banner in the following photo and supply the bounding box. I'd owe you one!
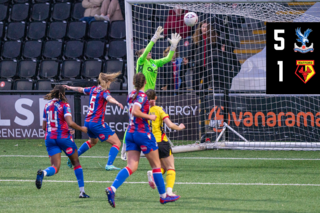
[206,94,320,142]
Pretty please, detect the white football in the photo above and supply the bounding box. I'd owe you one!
[184,12,198,27]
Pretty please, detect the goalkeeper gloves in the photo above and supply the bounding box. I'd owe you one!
[151,26,164,43]
[168,33,182,51]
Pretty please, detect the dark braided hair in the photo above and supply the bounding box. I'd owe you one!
[44,85,68,103]
[133,73,146,100]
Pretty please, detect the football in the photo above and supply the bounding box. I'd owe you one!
[184,12,198,27]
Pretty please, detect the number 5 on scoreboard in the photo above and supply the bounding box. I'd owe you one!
[274,29,285,50]
[278,61,283,82]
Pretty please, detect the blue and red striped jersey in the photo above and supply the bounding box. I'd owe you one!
[43,99,72,140]
[127,90,150,133]
[83,86,111,124]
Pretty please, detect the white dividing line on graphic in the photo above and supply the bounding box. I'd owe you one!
[1,179,320,186]
[1,155,320,161]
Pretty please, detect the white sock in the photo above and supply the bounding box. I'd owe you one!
[111,186,117,193]
[167,187,173,195]
[79,187,85,193]
[160,193,166,199]
[42,170,47,177]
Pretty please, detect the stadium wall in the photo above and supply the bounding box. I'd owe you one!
[1,93,320,142]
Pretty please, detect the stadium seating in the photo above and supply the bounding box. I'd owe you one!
[2,40,22,59]
[72,2,85,20]
[108,40,126,59]
[0,0,136,91]
[52,3,71,21]
[0,4,8,22]
[64,40,84,59]
[108,20,125,39]
[43,40,63,59]
[82,60,103,79]
[36,79,52,90]
[11,3,29,22]
[0,22,4,40]
[109,80,122,90]
[7,22,26,40]
[84,40,105,59]
[133,20,152,40]
[0,79,12,90]
[31,3,50,21]
[61,60,81,79]
[67,21,87,40]
[14,79,33,90]
[0,60,18,79]
[88,21,108,39]
[17,60,38,79]
[104,60,123,74]
[47,21,67,40]
[14,0,29,4]
[27,22,47,40]
[39,60,59,79]
[132,4,153,20]
[22,40,42,59]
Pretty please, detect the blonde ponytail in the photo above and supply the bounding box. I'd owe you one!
[98,72,122,90]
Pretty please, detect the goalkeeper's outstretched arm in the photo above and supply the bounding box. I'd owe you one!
[154,33,182,68]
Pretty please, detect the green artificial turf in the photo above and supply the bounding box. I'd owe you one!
[0,139,319,213]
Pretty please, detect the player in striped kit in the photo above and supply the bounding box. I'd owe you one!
[63,72,123,171]
[105,73,180,208]
[35,85,90,198]
[145,89,185,196]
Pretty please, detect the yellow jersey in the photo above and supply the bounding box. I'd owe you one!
[149,106,169,142]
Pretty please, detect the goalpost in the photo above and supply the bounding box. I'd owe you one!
[124,0,320,152]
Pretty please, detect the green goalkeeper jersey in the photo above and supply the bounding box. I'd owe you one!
[136,41,174,91]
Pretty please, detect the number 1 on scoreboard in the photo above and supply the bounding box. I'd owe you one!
[278,61,283,82]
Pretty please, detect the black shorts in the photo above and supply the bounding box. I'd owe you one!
[158,141,172,159]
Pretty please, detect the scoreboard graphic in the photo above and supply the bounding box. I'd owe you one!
[266,23,320,94]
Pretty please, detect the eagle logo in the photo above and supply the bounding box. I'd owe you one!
[294,28,314,53]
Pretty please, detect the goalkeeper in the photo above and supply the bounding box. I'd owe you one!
[145,89,185,196]
[135,26,181,91]
[121,26,182,160]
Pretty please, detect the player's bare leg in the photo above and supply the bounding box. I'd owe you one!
[69,150,90,198]
[147,158,167,189]
[161,155,176,195]
[36,153,61,189]
[67,137,98,168]
[145,150,180,204]
[105,134,122,170]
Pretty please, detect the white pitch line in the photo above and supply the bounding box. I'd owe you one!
[1,179,320,186]
[1,155,320,161]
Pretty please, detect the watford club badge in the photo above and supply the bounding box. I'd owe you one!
[295,60,315,84]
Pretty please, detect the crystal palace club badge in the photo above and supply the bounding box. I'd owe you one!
[294,28,314,53]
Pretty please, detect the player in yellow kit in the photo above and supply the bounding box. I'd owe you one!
[145,89,185,196]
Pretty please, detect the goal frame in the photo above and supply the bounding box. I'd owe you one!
[125,0,318,93]
[124,0,320,152]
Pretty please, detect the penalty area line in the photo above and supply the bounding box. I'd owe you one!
[1,179,320,186]
[1,155,320,161]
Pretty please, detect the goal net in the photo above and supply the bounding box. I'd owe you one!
[125,0,320,151]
